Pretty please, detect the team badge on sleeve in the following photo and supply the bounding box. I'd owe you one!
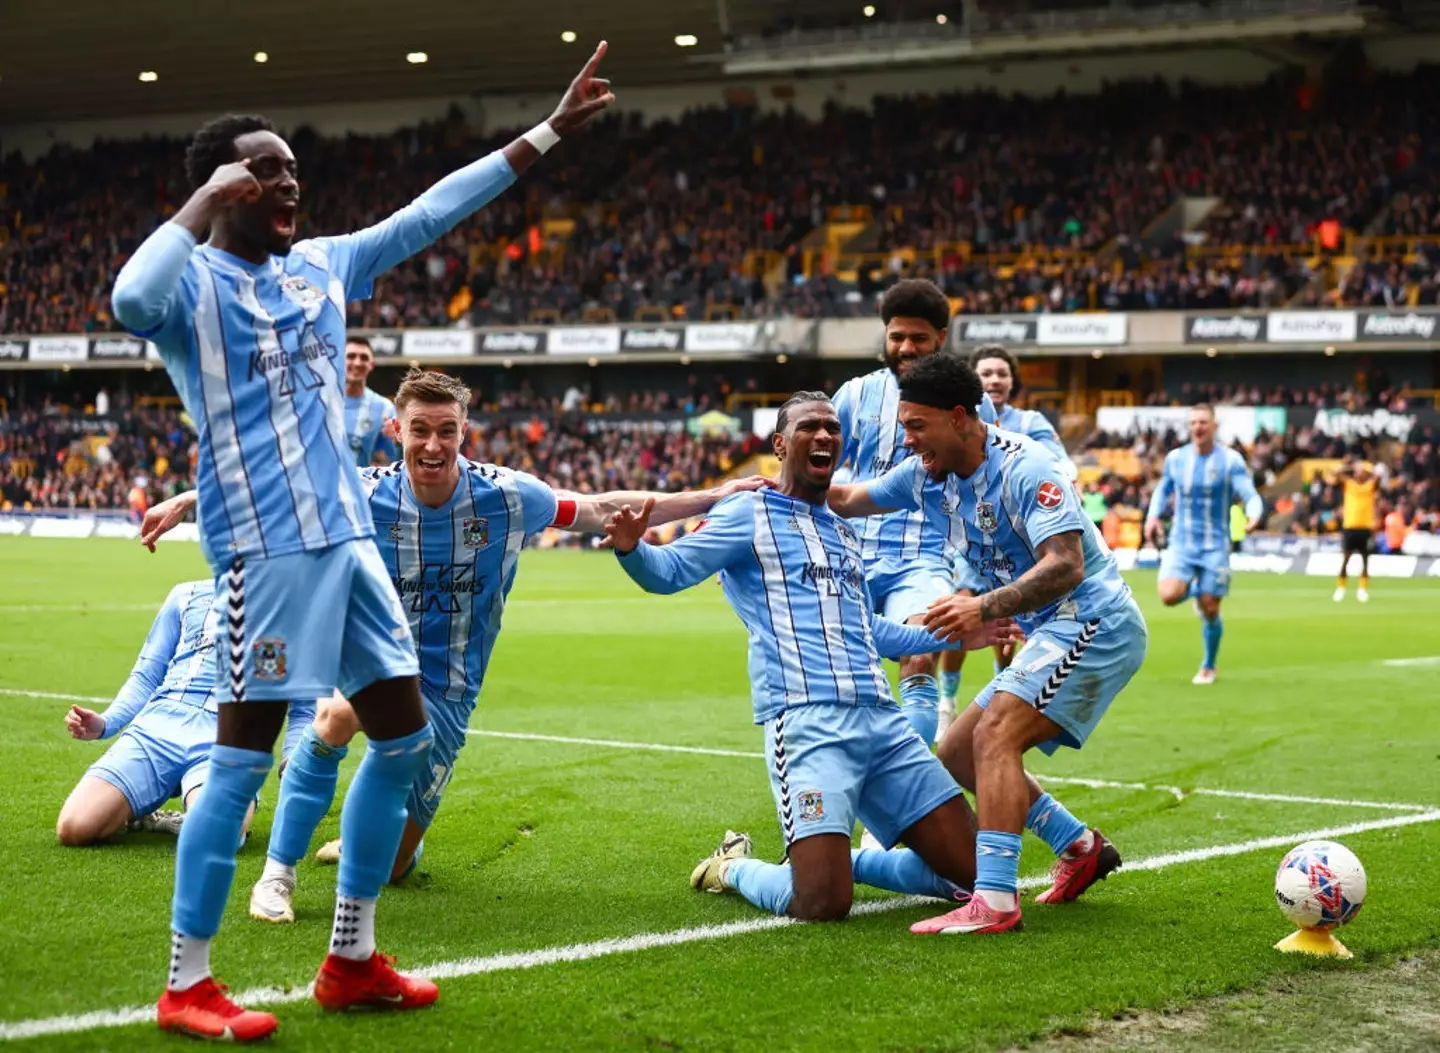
[1036,481,1065,510]
[252,637,288,681]
[798,790,825,822]
[462,517,489,549]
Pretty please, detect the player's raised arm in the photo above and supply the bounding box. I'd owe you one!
[557,475,771,534]
[323,41,615,300]
[606,495,756,595]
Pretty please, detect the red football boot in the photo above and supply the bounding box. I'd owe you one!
[156,978,278,1042]
[313,952,439,1012]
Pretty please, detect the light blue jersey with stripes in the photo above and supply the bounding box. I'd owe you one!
[112,151,518,567]
[99,580,219,738]
[345,388,398,466]
[868,428,1132,637]
[1145,443,1262,553]
[615,489,957,724]
[994,403,1076,480]
[360,458,557,708]
[832,367,945,567]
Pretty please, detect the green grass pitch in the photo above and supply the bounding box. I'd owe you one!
[0,538,1437,1051]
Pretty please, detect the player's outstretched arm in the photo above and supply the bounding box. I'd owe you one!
[561,475,771,534]
[140,490,199,551]
[826,482,899,520]
[93,587,186,738]
[872,613,1021,659]
[606,496,754,595]
[111,162,261,337]
[329,41,615,297]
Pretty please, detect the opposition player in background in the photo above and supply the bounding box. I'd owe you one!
[110,42,615,1041]
[831,279,956,748]
[937,344,1075,728]
[828,354,1147,936]
[343,337,398,466]
[605,392,1017,922]
[1333,456,1378,603]
[1143,404,1263,685]
[57,581,235,844]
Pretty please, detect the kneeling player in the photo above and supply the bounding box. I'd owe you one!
[129,370,772,923]
[57,581,252,845]
[829,354,1149,935]
[606,392,1016,921]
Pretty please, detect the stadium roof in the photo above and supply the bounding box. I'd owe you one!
[0,0,842,125]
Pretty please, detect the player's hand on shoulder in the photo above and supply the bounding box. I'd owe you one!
[550,41,616,135]
[712,475,774,501]
[65,705,104,741]
[203,159,263,206]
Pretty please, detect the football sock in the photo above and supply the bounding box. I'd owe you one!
[336,723,432,902]
[939,670,961,703]
[1026,793,1088,859]
[259,856,295,885]
[267,725,347,867]
[1359,574,1369,590]
[898,674,940,748]
[725,858,794,916]
[851,848,968,902]
[170,745,272,987]
[330,895,377,961]
[1201,615,1223,670]
[975,830,1022,912]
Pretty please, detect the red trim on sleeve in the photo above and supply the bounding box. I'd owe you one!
[551,499,579,529]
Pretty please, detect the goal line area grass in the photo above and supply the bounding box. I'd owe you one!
[0,539,1437,1051]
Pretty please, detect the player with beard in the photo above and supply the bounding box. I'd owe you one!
[604,392,1018,923]
[111,42,615,1041]
[831,280,955,749]
[342,337,398,466]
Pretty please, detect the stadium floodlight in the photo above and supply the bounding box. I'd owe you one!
[863,4,875,15]
[674,34,699,47]
[561,30,577,43]
[935,13,947,23]
[253,51,269,63]
[406,51,429,64]
[137,71,158,83]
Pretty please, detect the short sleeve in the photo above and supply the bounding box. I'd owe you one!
[1014,451,1087,549]
[512,470,560,535]
[866,458,926,513]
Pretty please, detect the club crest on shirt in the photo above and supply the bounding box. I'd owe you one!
[252,637,287,681]
[280,275,327,319]
[386,521,404,542]
[798,790,825,822]
[976,501,998,533]
[1036,481,1065,510]
[462,517,489,549]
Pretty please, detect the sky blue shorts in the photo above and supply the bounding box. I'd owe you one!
[212,539,418,704]
[87,700,215,816]
[1159,546,1233,598]
[764,703,963,851]
[974,600,1149,755]
[866,556,956,624]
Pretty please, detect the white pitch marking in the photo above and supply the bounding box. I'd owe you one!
[1381,655,1440,667]
[3,809,1436,1042]
[0,688,111,704]
[0,603,160,613]
[467,728,1435,813]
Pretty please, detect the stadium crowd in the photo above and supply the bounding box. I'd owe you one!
[6,65,1440,330]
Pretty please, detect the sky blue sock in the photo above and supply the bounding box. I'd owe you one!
[975,830,1023,894]
[1026,792,1087,859]
[852,848,968,902]
[172,745,272,938]
[898,674,939,748]
[1201,615,1223,670]
[337,723,433,900]
[939,670,961,702]
[267,725,347,867]
[726,858,795,916]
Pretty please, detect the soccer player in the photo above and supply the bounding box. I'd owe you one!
[147,369,769,921]
[56,581,236,845]
[830,279,956,748]
[343,336,398,466]
[1333,457,1378,603]
[604,392,1018,923]
[827,354,1148,935]
[110,43,615,1041]
[1143,404,1263,684]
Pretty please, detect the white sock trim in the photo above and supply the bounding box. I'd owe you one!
[260,857,296,885]
[168,931,212,992]
[330,895,377,960]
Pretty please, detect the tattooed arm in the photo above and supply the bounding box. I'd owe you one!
[923,531,1084,642]
[978,531,1085,620]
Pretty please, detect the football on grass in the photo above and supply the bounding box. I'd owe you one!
[1274,840,1366,930]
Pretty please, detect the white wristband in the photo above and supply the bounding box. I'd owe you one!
[522,120,561,155]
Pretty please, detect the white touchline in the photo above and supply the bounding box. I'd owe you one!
[1382,656,1440,667]
[465,729,1436,813]
[0,688,112,704]
[0,603,162,613]
[3,809,1437,1042]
